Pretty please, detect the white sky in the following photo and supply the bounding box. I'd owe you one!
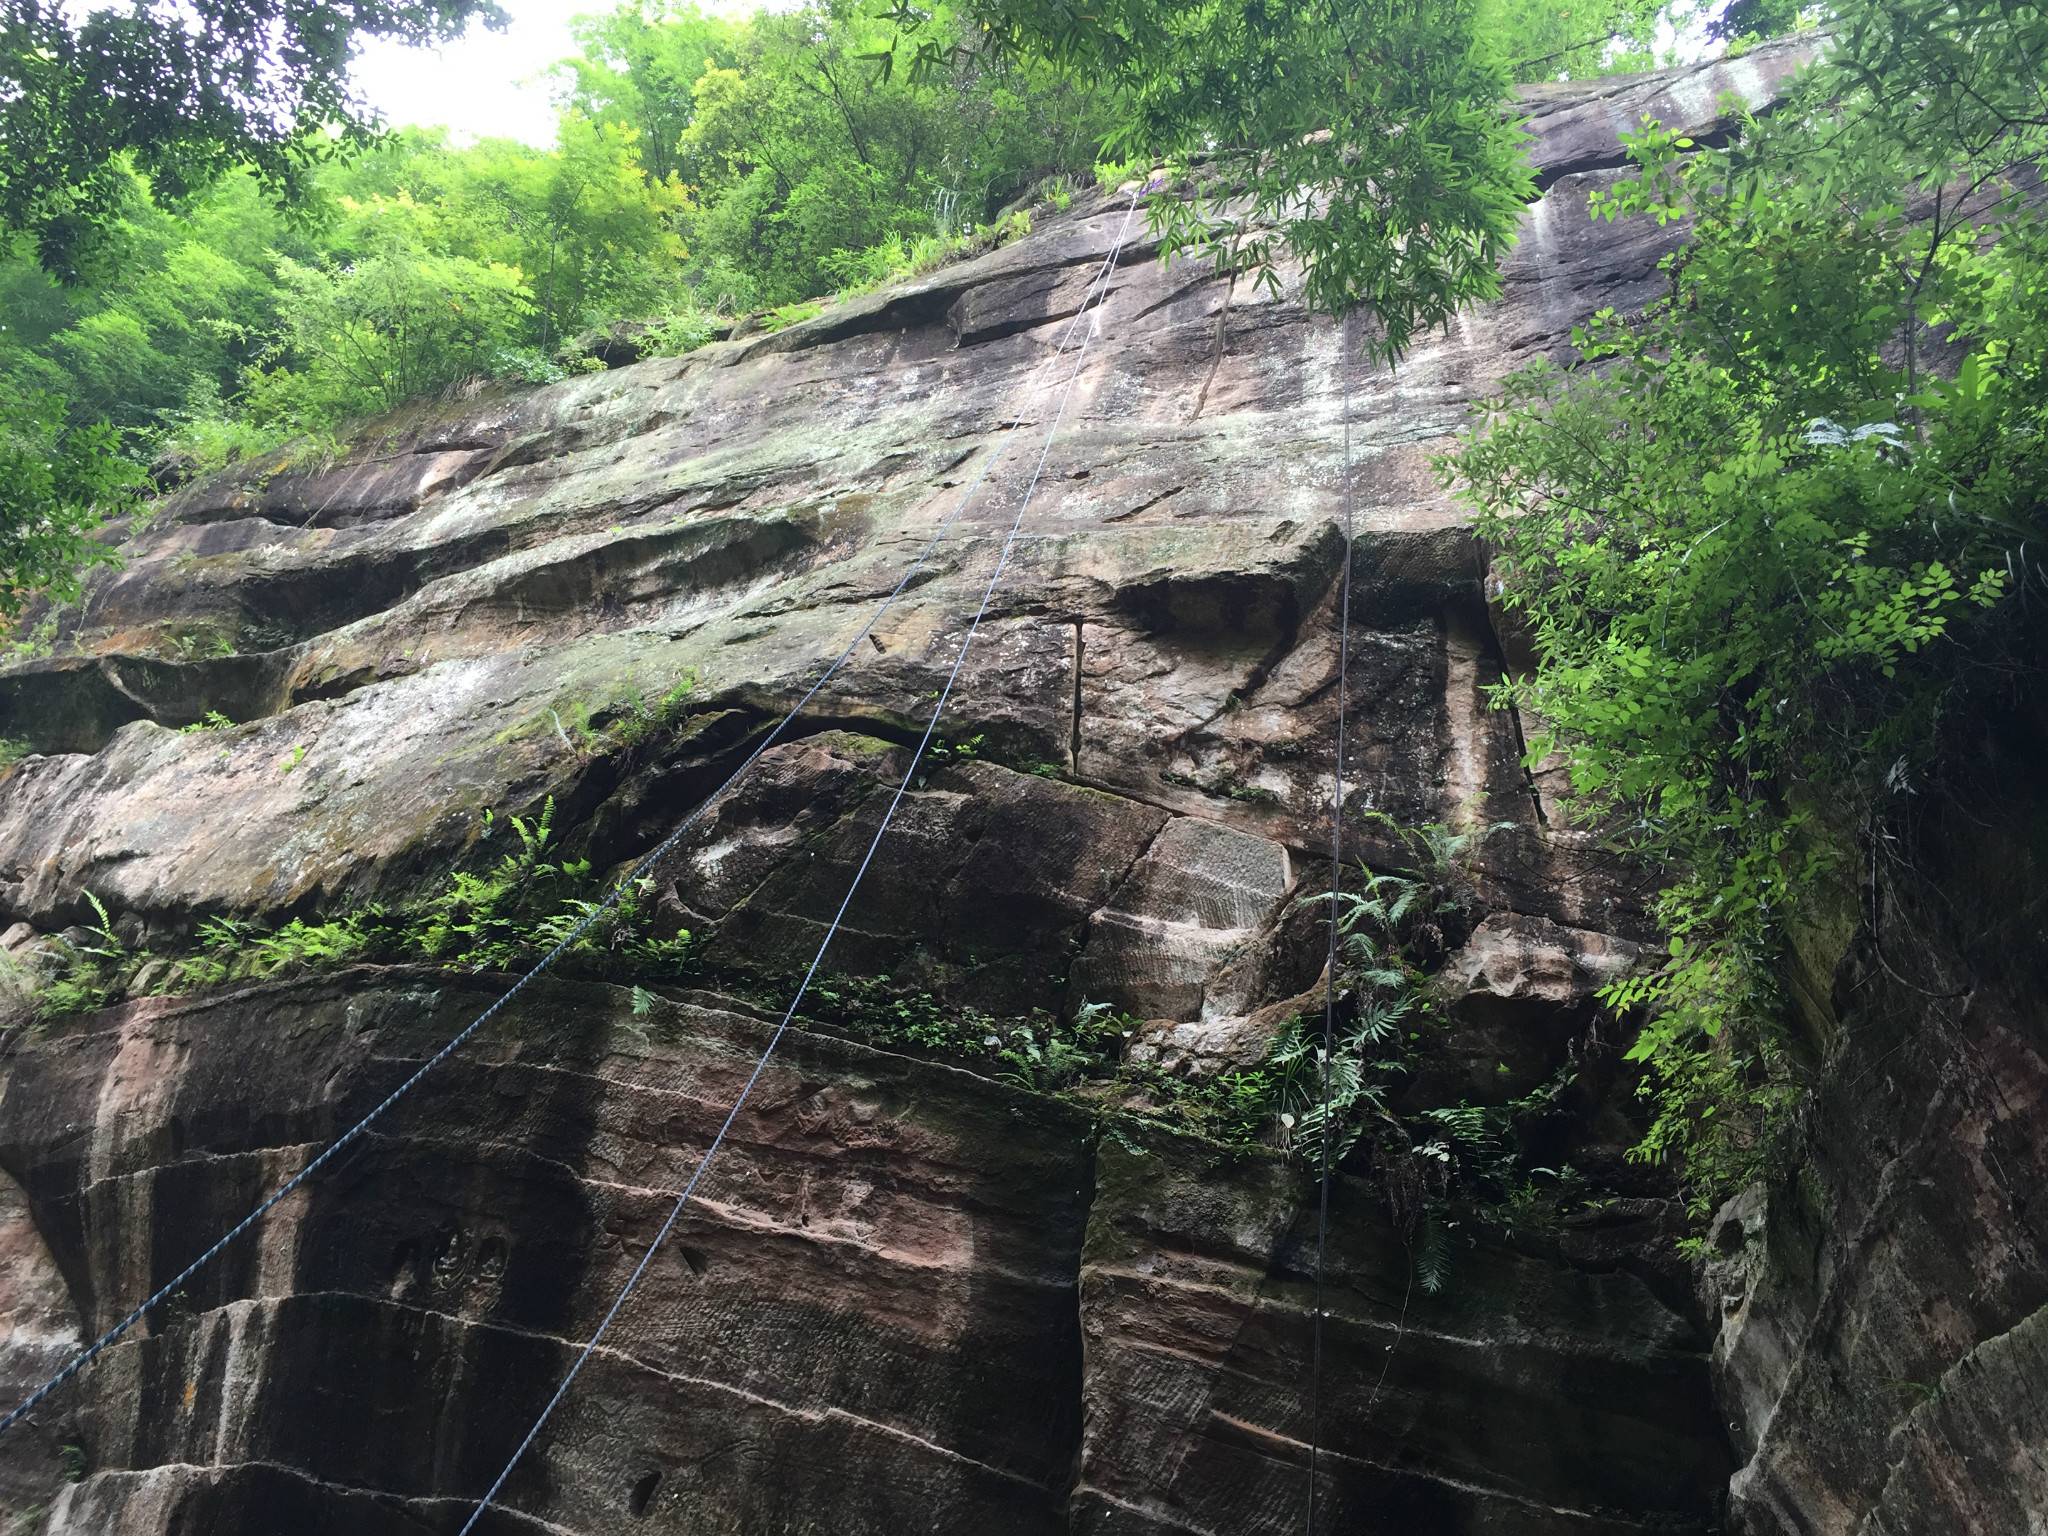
[350,0,1722,147]
[348,0,759,147]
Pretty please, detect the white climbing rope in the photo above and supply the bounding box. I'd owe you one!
[1306,308,1357,1536]
[0,192,1148,1447]
[454,188,1146,1536]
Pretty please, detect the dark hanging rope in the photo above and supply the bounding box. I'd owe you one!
[1305,308,1356,1536]
[453,190,1145,1536]
[0,197,1145,1448]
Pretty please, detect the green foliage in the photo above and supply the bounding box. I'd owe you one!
[798,973,1100,1083]
[0,606,60,663]
[923,732,982,763]
[642,306,724,357]
[1112,1053,1278,1146]
[1479,0,1669,78]
[17,796,694,1018]
[915,0,1533,361]
[999,999,1126,1090]
[0,0,1118,528]
[1262,817,1582,1286]
[331,116,695,352]
[37,893,124,1015]
[0,388,137,617]
[403,799,686,975]
[1260,999,1413,1171]
[0,168,289,433]
[1101,816,1550,1277]
[0,0,504,277]
[1278,825,1502,1173]
[539,674,701,757]
[759,301,823,333]
[164,908,396,994]
[826,212,1038,302]
[672,3,1109,308]
[0,113,692,453]
[557,3,746,185]
[158,408,296,480]
[1447,0,2048,1209]
[254,237,535,425]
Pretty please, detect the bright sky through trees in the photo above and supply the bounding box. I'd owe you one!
[348,0,766,144]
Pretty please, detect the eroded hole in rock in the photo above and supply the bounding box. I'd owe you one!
[388,1238,419,1294]
[475,1235,509,1280]
[431,1229,468,1288]
[628,1470,662,1516]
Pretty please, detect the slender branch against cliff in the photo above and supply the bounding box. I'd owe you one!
[1187,268,1237,423]
[452,191,1147,1536]
[0,193,1156,1453]
[1305,307,1357,1536]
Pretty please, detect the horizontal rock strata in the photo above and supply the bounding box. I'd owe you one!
[1,974,1724,1533]
[0,43,1828,1536]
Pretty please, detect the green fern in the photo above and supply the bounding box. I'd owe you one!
[1414,1215,1452,1294]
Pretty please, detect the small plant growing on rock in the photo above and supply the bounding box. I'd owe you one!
[28,894,128,1016]
[54,797,696,1012]
[997,1003,1123,1092]
[759,301,823,334]
[1258,816,1578,1288]
[1262,997,1413,1171]
[924,733,982,764]
[0,606,64,664]
[644,308,722,357]
[531,674,701,761]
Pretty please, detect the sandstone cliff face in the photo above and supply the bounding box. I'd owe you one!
[0,41,1928,1536]
[1698,670,2048,1536]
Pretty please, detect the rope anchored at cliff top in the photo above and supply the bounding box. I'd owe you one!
[455,188,1145,1536]
[0,189,1148,1447]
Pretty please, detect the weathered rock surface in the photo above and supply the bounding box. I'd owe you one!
[1,38,1985,1536]
[1075,1128,1727,1535]
[1697,668,2048,1536]
[0,972,1736,1534]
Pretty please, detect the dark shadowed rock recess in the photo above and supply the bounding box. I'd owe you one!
[5,38,2033,1536]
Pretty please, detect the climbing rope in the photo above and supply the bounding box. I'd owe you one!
[0,192,1146,1445]
[454,190,1145,1536]
[1305,309,1356,1535]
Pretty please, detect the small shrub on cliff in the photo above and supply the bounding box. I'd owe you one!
[757,301,823,334]
[643,308,723,357]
